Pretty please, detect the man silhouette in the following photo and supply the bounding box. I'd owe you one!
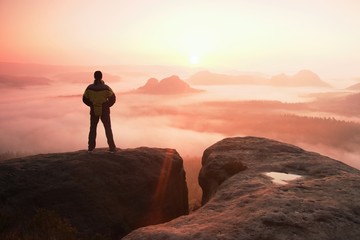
[83,71,116,152]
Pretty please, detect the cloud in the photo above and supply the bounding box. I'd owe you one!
[0,74,52,88]
[0,74,359,171]
[53,72,121,84]
[119,99,360,165]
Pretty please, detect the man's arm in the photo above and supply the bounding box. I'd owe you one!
[103,87,116,107]
[82,89,93,107]
[106,92,116,107]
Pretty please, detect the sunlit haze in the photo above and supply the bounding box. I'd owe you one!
[1,3,360,238]
[1,0,360,77]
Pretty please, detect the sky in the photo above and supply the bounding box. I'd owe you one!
[1,0,360,78]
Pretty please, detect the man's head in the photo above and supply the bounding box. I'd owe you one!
[94,71,102,81]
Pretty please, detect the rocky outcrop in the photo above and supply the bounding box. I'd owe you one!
[187,70,331,87]
[199,146,247,205]
[270,69,331,87]
[124,137,360,240]
[136,75,203,94]
[0,148,188,239]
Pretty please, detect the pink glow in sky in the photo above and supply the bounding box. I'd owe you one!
[1,0,360,77]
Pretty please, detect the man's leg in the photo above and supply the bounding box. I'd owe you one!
[101,114,116,150]
[88,115,100,151]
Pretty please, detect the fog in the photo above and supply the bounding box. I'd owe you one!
[0,64,359,170]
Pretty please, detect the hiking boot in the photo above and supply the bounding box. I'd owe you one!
[108,148,117,153]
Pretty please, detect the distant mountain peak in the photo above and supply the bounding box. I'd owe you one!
[161,75,182,83]
[143,78,159,87]
[136,75,202,94]
[295,69,321,79]
[188,69,331,87]
[271,70,330,87]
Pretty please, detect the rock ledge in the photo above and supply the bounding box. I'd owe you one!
[0,147,188,239]
[125,137,360,240]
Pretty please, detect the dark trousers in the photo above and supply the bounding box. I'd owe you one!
[88,114,116,150]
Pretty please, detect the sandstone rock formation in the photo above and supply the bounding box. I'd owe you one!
[0,147,188,239]
[270,69,331,87]
[124,137,360,240]
[187,69,331,87]
[136,75,202,94]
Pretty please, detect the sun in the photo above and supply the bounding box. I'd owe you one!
[190,54,200,65]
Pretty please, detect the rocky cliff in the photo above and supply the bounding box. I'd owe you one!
[124,137,360,240]
[0,148,188,239]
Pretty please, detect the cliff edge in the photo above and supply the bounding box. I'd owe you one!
[125,137,360,240]
[0,148,188,239]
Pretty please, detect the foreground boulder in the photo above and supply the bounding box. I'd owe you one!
[0,148,188,239]
[124,137,360,240]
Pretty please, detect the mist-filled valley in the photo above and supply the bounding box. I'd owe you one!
[1,62,359,173]
[1,62,360,232]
